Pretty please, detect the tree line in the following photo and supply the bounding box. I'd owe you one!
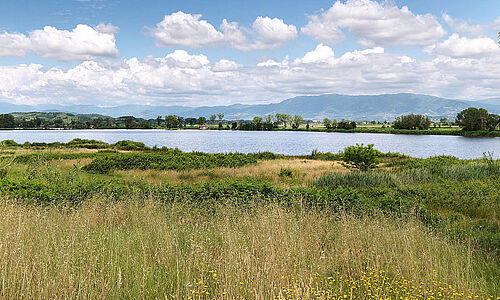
[1,107,499,132]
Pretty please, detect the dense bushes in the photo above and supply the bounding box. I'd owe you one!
[393,114,431,130]
[82,150,262,173]
[113,140,149,150]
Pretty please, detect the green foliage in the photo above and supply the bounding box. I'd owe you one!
[279,168,293,177]
[393,114,431,130]
[82,150,261,174]
[0,140,20,147]
[113,140,149,151]
[65,138,109,149]
[165,115,179,128]
[0,114,16,128]
[342,144,379,171]
[323,118,332,129]
[456,107,490,131]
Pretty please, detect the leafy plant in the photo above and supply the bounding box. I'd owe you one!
[341,144,379,171]
[279,168,293,177]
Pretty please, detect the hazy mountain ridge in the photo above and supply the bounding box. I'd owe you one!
[2,93,499,120]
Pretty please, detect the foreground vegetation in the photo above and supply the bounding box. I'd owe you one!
[0,140,498,298]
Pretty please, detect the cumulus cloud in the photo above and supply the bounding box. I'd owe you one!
[301,0,446,47]
[0,32,31,57]
[148,12,224,48]
[2,45,500,107]
[213,59,240,72]
[250,17,297,48]
[0,24,119,61]
[427,34,500,58]
[294,44,335,64]
[442,14,484,37]
[148,11,297,50]
[29,24,119,61]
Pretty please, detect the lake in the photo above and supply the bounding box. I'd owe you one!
[0,129,499,159]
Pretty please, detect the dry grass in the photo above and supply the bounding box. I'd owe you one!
[112,159,345,187]
[0,198,495,299]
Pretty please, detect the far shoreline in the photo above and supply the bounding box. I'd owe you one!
[1,126,499,137]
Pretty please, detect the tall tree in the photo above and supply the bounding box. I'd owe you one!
[217,113,224,128]
[165,115,179,129]
[197,117,207,125]
[456,107,489,131]
[0,114,15,128]
[210,114,217,125]
[292,115,304,128]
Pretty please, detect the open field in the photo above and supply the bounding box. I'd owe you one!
[0,140,498,298]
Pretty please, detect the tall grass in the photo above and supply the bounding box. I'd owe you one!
[0,199,497,298]
[312,162,500,189]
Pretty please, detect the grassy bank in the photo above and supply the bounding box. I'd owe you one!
[0,143,498,298]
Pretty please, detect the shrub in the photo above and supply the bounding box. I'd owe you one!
[279,168,293,177]
[83,150,260,174]
[342,144,379,171]
[113,140,149,151]
[0,140,20,147]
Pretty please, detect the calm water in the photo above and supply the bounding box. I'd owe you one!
[0,129,499,159]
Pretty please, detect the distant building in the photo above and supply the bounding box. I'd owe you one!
[199,125,208,130]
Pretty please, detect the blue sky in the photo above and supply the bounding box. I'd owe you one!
[0,0,499,106]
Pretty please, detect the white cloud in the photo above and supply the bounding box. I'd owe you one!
[29,25,119,61]
[295,44,335,64]
[213,59,239,72]
[301,0,446,47]
[148,11,224,48]
[162,50,210,68]
[149,11,297,50]
[0,24,119,61]
[428,34,500,58]
[2,46,500,107]
[95,23,120,34]
[251,17,297,47]
[0,32,31,57]
[442,14,484,37]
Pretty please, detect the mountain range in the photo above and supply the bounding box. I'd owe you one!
[1,93,499,121]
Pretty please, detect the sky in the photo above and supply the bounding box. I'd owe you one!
[0,0,499,107]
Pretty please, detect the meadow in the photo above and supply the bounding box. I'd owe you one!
[0,139,498,299]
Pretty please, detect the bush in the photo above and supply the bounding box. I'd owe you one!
[279,168,293,177]
[113,140,149,151]
[83,150,260,174]
[0,140,20,147]
[342,144,379,171]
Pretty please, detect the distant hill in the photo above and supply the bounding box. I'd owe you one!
[2,93,499,120]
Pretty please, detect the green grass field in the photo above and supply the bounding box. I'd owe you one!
[0,140,498,298]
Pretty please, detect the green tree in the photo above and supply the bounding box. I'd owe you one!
[292,115,304,128]
[210,114,217,125]
[456,107,489,131]
[185,118,197,126]
[165,115,179,129]
[393,114,431,130]
[252,116,263,127]
[177,116,184,128]
[217,113,224,128]
[0,114,16,128]
[486,114,500,131]
[156,116,162,126]
[342,144,379,172]
[197,117,207,125]
[323,118,332,129]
